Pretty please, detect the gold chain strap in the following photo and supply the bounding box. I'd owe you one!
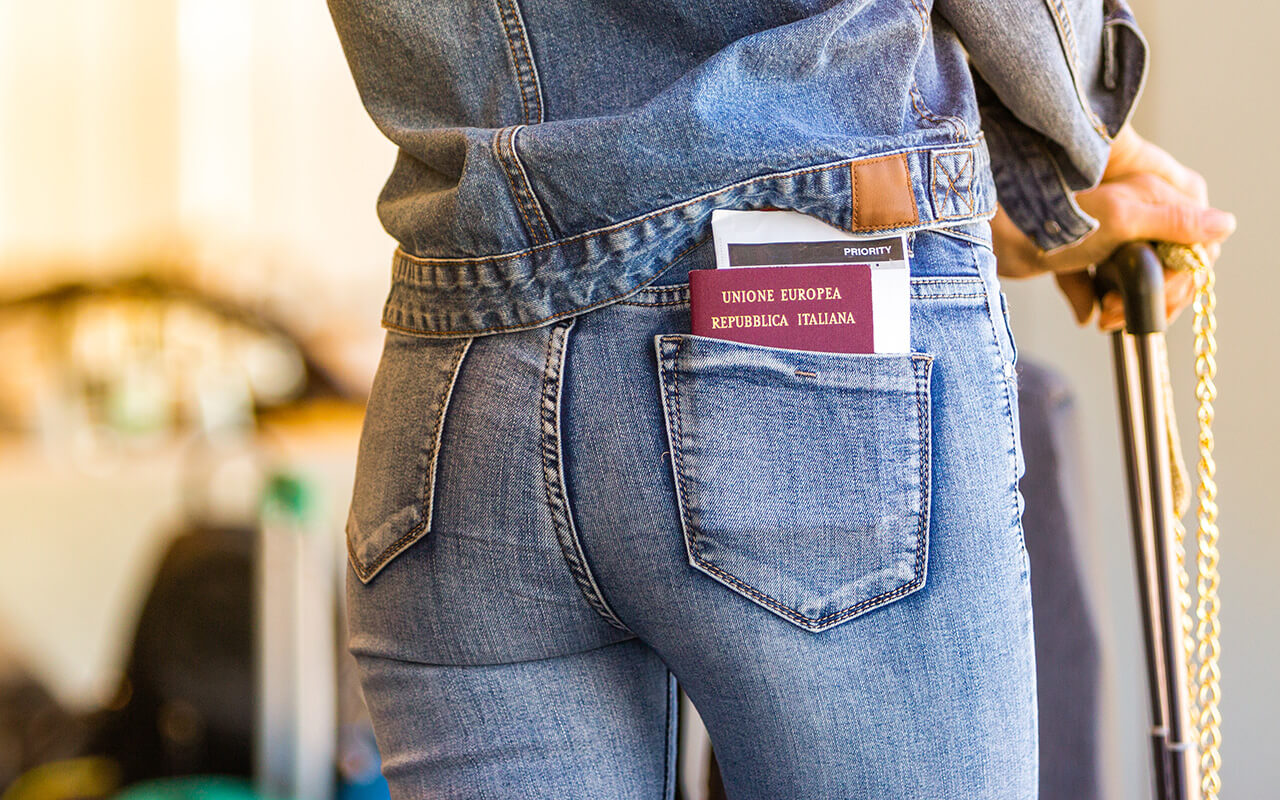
[1156,241,1222,799]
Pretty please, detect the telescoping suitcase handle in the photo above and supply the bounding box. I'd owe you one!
[1094,242,1222,800]
[1096,242,1169,334]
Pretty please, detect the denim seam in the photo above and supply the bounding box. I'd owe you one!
[493,0,544,124]
[540,318,632,632]
[978,257,1026,560]
[930,225,994,251]
[911,277,984,285]
[912,355,933,585]
[909,82,966,143]
[634,286,692,294]
[905,0,969,141]
[616,299,689,307]
[389,137,988,267]
[1043,0,1111,140]
[662,672,677,800]
[347,337,473,583]
[507,125,553,240]
[621,285,986,306]
[494,125,553,244]
[658,336,932,629]
[353,637,635,670]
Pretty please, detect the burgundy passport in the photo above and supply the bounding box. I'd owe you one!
[688,264,874,354]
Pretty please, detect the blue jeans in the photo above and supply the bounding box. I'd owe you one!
[345,220,1036,799]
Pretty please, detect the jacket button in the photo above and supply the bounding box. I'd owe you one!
[1043,219,1062,236]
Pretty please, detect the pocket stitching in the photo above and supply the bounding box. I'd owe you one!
[658,335,934,629]
[347,336,473,584]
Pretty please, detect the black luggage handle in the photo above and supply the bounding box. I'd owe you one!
[1094,241,1201,800]
[1094,240,1168,335]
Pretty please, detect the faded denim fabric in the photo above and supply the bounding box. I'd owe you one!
[344,222,1038,798]
[326,0,1147,335]
[330,2,1146,795]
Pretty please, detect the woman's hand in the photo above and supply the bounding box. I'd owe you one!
[992,125,1236,331]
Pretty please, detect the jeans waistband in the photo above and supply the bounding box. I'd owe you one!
[383,136,997,339]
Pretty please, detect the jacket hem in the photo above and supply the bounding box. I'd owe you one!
[382,137,998,337]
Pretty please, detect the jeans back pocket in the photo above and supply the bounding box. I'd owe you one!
[654,333,934,632]
[346,331,472,584]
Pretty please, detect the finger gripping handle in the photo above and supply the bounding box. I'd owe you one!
[1094,241,1167,334]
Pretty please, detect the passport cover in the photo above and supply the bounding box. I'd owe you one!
[688,264,874,353]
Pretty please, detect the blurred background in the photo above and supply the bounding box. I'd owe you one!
[1004,0,1278,796]
[0,2,393,798]
[0,0,1272,798]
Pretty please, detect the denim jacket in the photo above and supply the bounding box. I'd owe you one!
[327,0,1147,336]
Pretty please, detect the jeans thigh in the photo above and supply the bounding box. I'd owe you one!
[344,316,672,796]
[562,228,1036,798]
[351,639,677,800]
[345,320,633,669]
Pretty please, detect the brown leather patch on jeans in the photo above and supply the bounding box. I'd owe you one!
[850,153,919,231]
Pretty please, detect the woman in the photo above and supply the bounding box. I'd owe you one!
[327,1,1233,796]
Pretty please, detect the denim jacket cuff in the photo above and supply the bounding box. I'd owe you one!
[1084,0,1149,141]
[984,0,1150,252]
[981,93,1099,251]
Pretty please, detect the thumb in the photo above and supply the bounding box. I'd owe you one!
[1041,177,1236,276]
[1127,201,1236,246]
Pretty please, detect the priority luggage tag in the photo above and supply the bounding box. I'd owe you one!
[690,209,910,354]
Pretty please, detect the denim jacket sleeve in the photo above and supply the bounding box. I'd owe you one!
[936,0,1149,252]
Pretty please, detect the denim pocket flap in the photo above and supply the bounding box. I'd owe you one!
[654,333,933,632]
[346,332,471,584]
